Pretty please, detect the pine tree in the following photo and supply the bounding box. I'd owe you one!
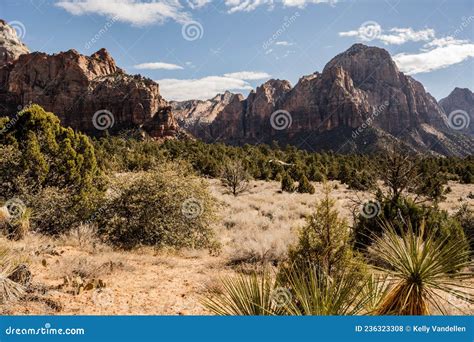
[281,172,295,192]
[297,174,315,194]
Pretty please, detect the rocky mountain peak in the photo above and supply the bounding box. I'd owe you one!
[183,43,471,156]
[0,19,30,67]
[0,33,178,139]
[439,87,474,135]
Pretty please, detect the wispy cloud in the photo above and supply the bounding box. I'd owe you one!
[275,40,293,46]
[224,0,336,13]
[55,0,191,26]
[393,38,474,74]
[134,62,184,70]
[223,71,271,80]
[158,70,271,100]
[186,0,212,9]
[339,24,435,45]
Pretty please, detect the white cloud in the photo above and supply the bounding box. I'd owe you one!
[275,40,293,46]
[224,0,336,13]
[134,62,184,70]
[282,0,337,7]
[379,27,435,45]
[339,24,435,45]
[223,71,271,80]
[55,0,191,26]
[393,40,474,74]
[158,75,254,101]
[186,0,212,9]
[423,36,467,48]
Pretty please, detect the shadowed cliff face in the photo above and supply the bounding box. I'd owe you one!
[0,21,179,139]
[0,17,471,155]
[173,44,473,156]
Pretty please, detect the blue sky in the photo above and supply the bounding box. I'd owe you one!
[1,0,473,100]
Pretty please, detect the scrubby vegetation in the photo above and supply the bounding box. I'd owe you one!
[0,106,472,315]
[96,164,217,250]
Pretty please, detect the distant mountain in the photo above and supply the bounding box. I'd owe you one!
[0,19,29,67]
[439,87,474,136]
[0,17,472,155]
[171,91,242,139]
[0,19,180,139]
[176,44,473,156]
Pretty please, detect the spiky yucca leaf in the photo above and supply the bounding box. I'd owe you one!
[361,274,392,314]
[0,245,25,304]
[282,264,369,315]
[370,221,473,315]
[201,269,286,315]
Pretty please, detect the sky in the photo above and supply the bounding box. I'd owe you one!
[0,0,473,101]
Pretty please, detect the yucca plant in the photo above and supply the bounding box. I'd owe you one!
[0,244,25,304]
[282,263,369,315]
[360,274,391,314]
[370,221,473,315]
[201,263,371,315]
[201,269,286,315]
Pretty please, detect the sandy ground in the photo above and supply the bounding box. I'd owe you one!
[2,180,473,315]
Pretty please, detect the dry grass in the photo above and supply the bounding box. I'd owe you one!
[1,179,472,315]
[211,179,372,265]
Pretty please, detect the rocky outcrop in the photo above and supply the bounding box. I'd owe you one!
[183,44,472,156]
[0,20,179,138]
[171,91,239,138]
[0,20,29,67]
[439,87,473,136]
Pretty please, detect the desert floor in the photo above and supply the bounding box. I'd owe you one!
[3,180,473,315]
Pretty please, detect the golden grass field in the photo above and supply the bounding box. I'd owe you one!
[2,180,473,315]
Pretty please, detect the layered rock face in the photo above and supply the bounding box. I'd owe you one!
[0,20,29,67]
[439,88,474,136]
[180,44,472,155]
[0,20,178,138]
[171,91,240,139]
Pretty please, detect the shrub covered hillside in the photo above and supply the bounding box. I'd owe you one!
[0,105,104,235]
[0,106,216,250]
[0,105,472,316]
[95,136,473,192]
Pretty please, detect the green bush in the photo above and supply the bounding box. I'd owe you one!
[353,196,468,252]
[454,204,474,251]
[281,184,365,279]
[0,105,105,234]
[281,173,295,192]
[296,175,315,194]
[97,163,217,250]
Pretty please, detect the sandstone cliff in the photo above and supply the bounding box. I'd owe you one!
[178,44,472,156]
[0,20,29,67]
[0,21,179,139]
